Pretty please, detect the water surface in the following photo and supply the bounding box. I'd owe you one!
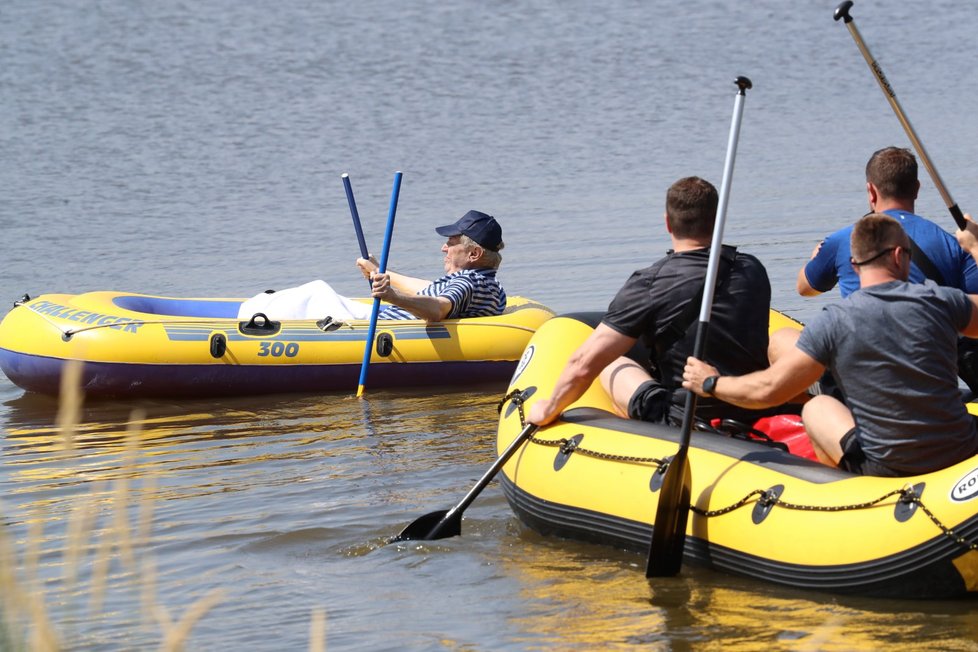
[3,0,978,648]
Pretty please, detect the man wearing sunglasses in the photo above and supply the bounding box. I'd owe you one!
[684,213,978,477]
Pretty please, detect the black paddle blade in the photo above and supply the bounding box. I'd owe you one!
[389,423,538,545]
[389,509,460,543]
[646,448,692,577]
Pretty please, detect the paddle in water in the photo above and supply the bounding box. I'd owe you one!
[646,76,752,577]
[391,423,538,541]
[356,171,402,398]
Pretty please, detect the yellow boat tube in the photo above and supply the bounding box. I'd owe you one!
[0,291,553,398]
[496,312,978,599]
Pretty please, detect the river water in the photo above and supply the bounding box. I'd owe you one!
[3,0,978,649]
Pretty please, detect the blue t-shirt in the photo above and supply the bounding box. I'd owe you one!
[803,209,978,297]
[379,268,506,320]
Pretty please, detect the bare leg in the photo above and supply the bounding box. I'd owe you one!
[599,357,653,418]
[802,395,855,466]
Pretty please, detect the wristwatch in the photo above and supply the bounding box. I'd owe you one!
[703,375,720,397]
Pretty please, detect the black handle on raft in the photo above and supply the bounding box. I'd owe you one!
[239,312,281,336]
[735,76,752,93]
[317,316,343,332]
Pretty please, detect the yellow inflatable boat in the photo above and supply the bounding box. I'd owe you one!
[496,313,978,599]
[0,291,553,398]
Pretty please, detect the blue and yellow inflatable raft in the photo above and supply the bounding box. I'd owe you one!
[0,291,553,398]
[496,313,978,599]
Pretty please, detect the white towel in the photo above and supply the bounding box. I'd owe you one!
[236,280,373,321]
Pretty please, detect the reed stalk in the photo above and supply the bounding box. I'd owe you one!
[54,359,84,452]
[309,607,326,652]
[0,362,328,649]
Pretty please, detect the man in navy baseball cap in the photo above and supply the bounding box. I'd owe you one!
[435,210,503,252]
[354,208,507,321]
[239,209,508,323]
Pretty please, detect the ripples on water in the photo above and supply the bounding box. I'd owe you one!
[3,0,978,648]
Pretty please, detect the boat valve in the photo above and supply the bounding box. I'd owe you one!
[376,332,394,357]
[210,333,228,358]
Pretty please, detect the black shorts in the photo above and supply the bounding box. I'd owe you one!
[627,380,672,423]
[837,427,900,477]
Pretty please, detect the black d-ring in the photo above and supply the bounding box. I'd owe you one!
[553,434,583,471]
[895,482,925,523]
[503,386,537,418]
[650,457,671,492]
[752,485,784,524]
[239,312,281,336]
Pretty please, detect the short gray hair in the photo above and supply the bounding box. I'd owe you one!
[461,234,503,269]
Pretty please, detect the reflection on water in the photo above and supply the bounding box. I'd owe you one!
[5,0,978,646]
[1,385,508,648]
[5,363,978,647]
[498,529,978,650]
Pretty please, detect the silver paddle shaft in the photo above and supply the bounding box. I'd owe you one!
[699,84,749,325]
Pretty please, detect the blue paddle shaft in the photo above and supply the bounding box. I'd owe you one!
[377,173,402,276]
[357,171,403,394]
[343,173,373,291]
[342,173,370,259]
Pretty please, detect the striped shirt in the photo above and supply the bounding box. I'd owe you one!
[379,268,506,320]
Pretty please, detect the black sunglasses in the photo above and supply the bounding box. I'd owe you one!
[850,246,911,267]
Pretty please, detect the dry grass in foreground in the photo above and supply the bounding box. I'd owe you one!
[0,360,327,650]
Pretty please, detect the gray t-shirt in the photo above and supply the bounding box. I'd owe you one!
[797,280,978,475]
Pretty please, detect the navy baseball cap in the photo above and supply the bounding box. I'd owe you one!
[435,210,502,251]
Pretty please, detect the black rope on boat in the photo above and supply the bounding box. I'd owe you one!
[497,389,670,467]
[530,435,669,466]
[689,489,769,517]
[694,486,978,553]
[902,492,978,553]
[497,388,528,425]
[694,487,910,518]
[496,389,978,553]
